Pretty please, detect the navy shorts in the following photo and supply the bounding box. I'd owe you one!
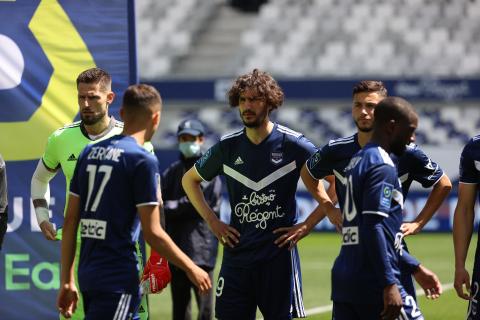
[82,291,142,320]
[215,247,305,320]
[333,285,423,320]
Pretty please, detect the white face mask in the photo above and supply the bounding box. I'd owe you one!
[179,141,201,158]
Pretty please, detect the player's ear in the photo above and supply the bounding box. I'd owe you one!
[152,110,161,128]
[107,91,115,105]
[119,107,125,121]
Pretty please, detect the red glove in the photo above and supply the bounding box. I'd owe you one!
[140,250,171,294]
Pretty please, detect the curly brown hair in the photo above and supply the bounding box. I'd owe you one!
[228,69,284,110]
[352,80,388,97]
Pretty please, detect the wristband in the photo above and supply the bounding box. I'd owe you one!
[35,207,50,226]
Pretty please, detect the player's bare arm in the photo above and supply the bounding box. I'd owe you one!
[381,283,403,320]
[324,175,338,205]
[138,204,212,294]
[182,167,240,248]
[31,160,59,240]
[401,174,452,236]
[453,182,477,300]
[413,264,442,300]
[57,194,80,318]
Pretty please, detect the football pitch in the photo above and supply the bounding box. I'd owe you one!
[149,232,474,319]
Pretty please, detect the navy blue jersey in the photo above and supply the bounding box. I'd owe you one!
[459,135,480,253]
[306,134,444,206]
[70,135,160,293]
[392,143,444,198]
[195,124,316,267]
[306,134,360,209]
[332,143,404,303]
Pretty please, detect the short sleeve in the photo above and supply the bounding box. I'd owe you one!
[295,135,317,166]
[306,143,335,179]
[362,164,398,217]
[195,143,223,181]
[409,147,444,188]
[134,155,161,207]
[42,132,60,170]
[459,140,480,184]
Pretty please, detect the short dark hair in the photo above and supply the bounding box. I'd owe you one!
[122,84,162,116]
[76,67,112,92]
[373,96,416,127]
[228,69,284,110]
[352,80,387,97]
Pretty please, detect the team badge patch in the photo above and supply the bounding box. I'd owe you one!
[271,152,283,164]
[308,152,321,169]
[379,183,393,210]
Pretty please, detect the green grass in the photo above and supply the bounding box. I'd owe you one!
[149,233,474,319]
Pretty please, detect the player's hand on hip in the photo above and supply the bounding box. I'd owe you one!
[40,220,58,241]
[57,282,78,318]
[381,283,402,320]
[187,265,212,295]
[413,264,442,300]
[400,222,421,237]
[273,223,308,249]
[326,207,342,232]
[454,267,472,300]
[210,218,240,248]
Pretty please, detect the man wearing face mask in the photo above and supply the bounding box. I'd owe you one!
[162,119,222,320]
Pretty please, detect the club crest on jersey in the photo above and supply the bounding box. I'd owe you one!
[270,152,283,164]
[475,160,480,172]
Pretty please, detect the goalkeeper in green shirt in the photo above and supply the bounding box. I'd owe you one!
[30,68,151,320]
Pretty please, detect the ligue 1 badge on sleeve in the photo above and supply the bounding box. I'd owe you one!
[270,152,283,165]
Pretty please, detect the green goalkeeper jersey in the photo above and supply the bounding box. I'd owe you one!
[42,117,124,211]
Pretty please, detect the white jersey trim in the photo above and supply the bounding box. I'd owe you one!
[378,147,395,167]
[136,201,159,207]
[194,165,210,182]
[305,162,320,181]
[223,160,297,191]
[277,124,302,138]
[333,169,347,185]
[363,210,389,217]
[399,173,409,183]
[220,129,243,141]
[459,181,478,185]
[69,191,80,197]
[328,135,355,146]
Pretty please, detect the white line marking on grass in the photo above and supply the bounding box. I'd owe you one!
[256,282,454,319]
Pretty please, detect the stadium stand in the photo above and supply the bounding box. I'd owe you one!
[151,103,480,149]
[136,0,480,78]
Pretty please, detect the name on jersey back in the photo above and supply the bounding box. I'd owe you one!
[87,146,124,162]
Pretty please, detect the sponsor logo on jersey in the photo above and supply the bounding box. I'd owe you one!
[234,190,285,229]
[234,156,244,165]
[80,219,107,240]
[342,226,358,245]
[67,154,77,161]
[270,152,283,165]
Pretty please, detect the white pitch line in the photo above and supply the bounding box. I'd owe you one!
[256,283,454,319]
